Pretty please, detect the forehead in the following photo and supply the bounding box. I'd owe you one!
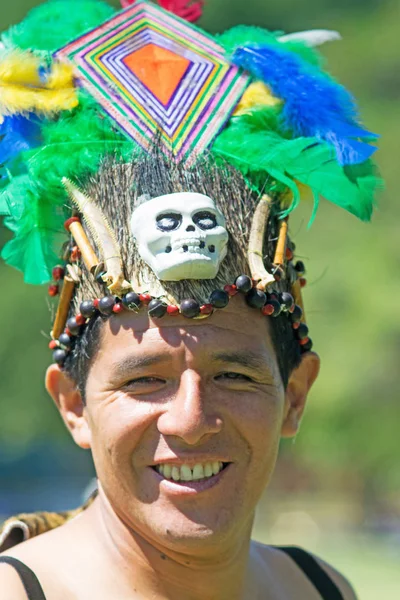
[93,295,280,378]
[133,192,218,219]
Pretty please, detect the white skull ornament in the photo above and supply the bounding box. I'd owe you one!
[130,192,229,281]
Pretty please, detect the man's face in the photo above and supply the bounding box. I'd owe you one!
[60,296,296,553]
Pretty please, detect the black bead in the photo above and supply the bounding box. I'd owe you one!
[80,300,96,319]
[210,289,229,309]
[235,274,252,293]
[122,292,141,310]
[301,338,313,352]
[53,349,67,364]
[296,323,309,340]
[95,270,107,284]
[148,299,167,318]
[246,288,266,309]
[98,296,115,316]
[59,333,72,347]
[280,292,294,311]
[180,299,200,318]
[66,317,81,336]
[290,305,303,322]
[294,260,306,274]
[267,299,281,317]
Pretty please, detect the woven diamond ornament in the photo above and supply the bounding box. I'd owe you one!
[56,1,250,163]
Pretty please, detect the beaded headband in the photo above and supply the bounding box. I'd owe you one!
[0,0,381,369]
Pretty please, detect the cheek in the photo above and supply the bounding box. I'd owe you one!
[228,390,284,471]
[87,394,158,480]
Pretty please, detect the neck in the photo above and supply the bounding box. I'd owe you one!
[83,482,256,600]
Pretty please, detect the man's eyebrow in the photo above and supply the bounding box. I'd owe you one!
[110,354,170,378]
[209,351,274,373]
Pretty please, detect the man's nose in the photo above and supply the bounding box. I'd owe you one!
[157,371,223,445]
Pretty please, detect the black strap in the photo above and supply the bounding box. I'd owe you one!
[0,556,47,600]
[276,546,344,600]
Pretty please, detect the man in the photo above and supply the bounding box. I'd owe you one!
[1,287,359,599]
[0,0,379,598]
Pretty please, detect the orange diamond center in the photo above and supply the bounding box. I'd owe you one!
[123,43,190,106]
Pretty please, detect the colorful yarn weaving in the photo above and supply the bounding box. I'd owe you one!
[56,1,249,163]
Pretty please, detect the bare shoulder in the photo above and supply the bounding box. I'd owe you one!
[0,519,77,598]
[250,541,358,600]
[0,559,32,600]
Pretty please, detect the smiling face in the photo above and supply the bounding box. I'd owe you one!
[47,295,318,557]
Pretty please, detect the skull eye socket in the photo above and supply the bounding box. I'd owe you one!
[193,211,217,231]
[156,213,182,232]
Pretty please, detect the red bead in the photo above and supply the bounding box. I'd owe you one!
[200,303,213,315]
[262,304,275,316]
[70,246,80,262]
[167,305,180,315]
[224,284,238,296]
[112,303,124,314]
[299,277,307,288]
[299,336,310,346]
[292,322,300,330]
[75,314,86,325]
[93,298,100,309]
[64,216,80,231]
[48,340,58,350]
[139,293,152,304]
[48,284,59,297]
[65,328,71,337]
[52,266,65,281]
[285,247,294,261]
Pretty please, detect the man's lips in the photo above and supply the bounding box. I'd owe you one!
[148,462,232,495]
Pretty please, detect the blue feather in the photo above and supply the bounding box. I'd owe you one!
[0,114,42,166]
[232,44,378,165]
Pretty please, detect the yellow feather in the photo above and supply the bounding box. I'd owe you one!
[0,86,78,118]
[0,50,77,118]
[234,81,282,116]
[46,61,75,90]
[0,50,43,86]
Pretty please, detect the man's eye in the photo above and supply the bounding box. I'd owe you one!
[215,372,252,382]
[124,377,166,387]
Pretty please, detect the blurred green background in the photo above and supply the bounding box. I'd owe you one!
[0,1,399,598]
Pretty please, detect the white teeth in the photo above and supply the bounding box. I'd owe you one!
[180,465,193,481]
[192,463,204,480]
[155,461,225,481]
[212,461,220,475]
[204,463,213,477]
[171,466,180,481]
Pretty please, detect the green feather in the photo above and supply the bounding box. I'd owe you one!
[1,188,65,284]
[212,112,381,222]
[217,25,322,66]
[1,0,115,52]
[1,89,134,284]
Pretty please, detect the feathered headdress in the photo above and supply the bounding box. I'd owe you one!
[0,0,381,365]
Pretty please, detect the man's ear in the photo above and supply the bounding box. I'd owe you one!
[46,364,92,449]
[281,352,320,438]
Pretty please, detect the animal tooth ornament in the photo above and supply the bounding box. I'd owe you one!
[130,193,229,281]
[0,0,382,371]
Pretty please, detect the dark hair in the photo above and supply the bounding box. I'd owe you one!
[63,151,302,399]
